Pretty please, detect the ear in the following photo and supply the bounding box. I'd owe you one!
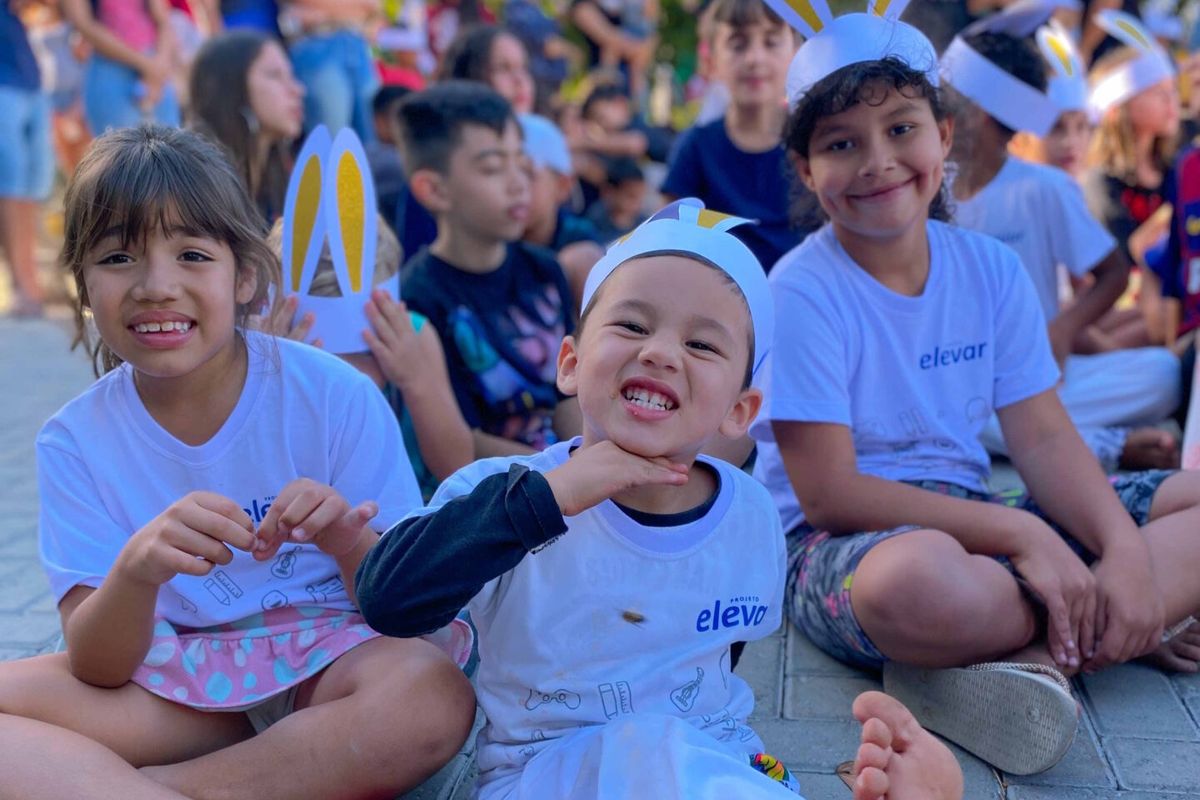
[555,173,574,204]
[555,335,580,397]
[235,262,259,306]
[788,149,816,192]
[409,168,451,215]
[717,386,763,440]
[938,115,955,160]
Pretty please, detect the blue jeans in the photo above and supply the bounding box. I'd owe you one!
[83,53,181,134]
[289,29,378,142]
[0,86,53,200]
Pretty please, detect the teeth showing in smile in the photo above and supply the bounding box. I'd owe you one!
[133,321,192,333]
[623,388,676,411]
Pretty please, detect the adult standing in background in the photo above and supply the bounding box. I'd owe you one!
[0,0,52,317]
[60,0,181,132]
[281,0,381,141]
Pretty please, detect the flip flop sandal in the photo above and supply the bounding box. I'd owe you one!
[882,661,1078,776]
[835,760,855,790]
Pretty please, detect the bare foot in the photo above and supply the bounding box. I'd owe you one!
[1143,621,1200,673]
[1119,428,1180,470]
[850,691,963,800]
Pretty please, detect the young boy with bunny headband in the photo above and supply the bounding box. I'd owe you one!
[355,198,966,800]
[752,0,1200,779]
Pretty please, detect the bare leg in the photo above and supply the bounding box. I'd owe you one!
[850,691,963,800]
[851,529,1038,667]
[0,714,187,800]
[144,637,476,800]
[0,197,44,313]
[0,653,255,794]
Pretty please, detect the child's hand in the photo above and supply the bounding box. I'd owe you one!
[254,479,379,560]
[362,290,425,391]
[543,440,689,517]
[1008,514,1097,670]
[115,492,257,586]
[1085,540,1164,671]
[248,293,321,348]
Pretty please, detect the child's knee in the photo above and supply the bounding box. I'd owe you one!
[852,530,1011,637]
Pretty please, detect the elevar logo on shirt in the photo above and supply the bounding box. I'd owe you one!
[696,595,768,632]
[243,495,277,524]
[919,341,988,370]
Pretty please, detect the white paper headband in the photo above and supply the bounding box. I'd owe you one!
[581,199,773,377]
[1037,22,1089,114]
[1088,10,1175,115]
[281,125,399,354]
[940,0,1080,136]
[760,1,937,109]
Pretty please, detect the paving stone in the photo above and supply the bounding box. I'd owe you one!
[1173,671,1200,728]
[1004,714,1114,789]
[783,674,881,721]
[0,560,55,612]
[1009,788,1200,800]
[1081,663,1197,740]
[1105,736,1200,793]
[741,635,784,720]
[0,611,61,647]
[791,772,853,800]
[753,717,862,771]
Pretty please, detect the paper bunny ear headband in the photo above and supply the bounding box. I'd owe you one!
[759,0,938,109]
[1037,20,1089,115]
[282,125,398,354]
[581,198,774,377]
[1088,9,1176,116]
[939,0,1081,137]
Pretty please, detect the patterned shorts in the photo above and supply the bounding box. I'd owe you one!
[787,470,1175,671]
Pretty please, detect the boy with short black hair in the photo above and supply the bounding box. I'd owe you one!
[662,0,807,272]
[356,199,965,800]
[396,81,577,457]
[585,155,647,241]
[944,21,1181,471]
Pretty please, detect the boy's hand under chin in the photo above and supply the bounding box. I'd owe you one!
[544,440,690,517]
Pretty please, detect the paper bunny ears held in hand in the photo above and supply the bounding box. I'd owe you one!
[940,0,1081,137]
[581,199,774,378]
[1088,9,1176,116]
[760,0,939,109]
[282,125,398,354]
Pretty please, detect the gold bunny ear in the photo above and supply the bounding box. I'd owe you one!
[323,128,379,299]
[761,0,835,38]
[1037,23,1079,79]
[1095,9,1156,51]
[869,0,912,19]
[282,125,331,295]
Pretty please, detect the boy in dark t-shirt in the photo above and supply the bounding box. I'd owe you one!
[661,0,809,272]
[397,82,576,456]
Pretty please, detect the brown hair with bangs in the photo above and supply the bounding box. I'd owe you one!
[61,124,280,375]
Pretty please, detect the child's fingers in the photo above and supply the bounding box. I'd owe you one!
[288,311,315,342]
[1044,589,1074,667]
[1078,591,1097,662]
[288,494,350,543]
[184,497,256,551]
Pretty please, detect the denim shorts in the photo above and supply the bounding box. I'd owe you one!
[82,53,180,134]
[0,86,53,200]
[786,470,1175,671]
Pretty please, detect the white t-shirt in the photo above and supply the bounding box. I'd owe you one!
[37,332,422,627]
[954,157,1116,322]
[402,440,785,789]
[750,221,1059,533]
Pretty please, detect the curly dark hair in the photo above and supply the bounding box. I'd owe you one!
[784,57,952,230]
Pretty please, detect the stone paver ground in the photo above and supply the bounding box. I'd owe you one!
[3,316,1199,798]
